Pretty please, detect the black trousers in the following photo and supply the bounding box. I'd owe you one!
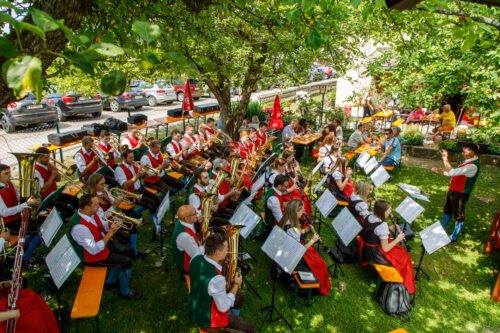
[7,217,42,235]
[146,174,183,191]
[444,191,470,221]
[91,241,133,270]
[363,106,371,118]
[137,188,162,213]
[52,193,79,220]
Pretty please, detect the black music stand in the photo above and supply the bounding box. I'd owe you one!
[251,153,277,182]
[261,276,293,331]
[414,244,430,281]
[415,222,452,281]
[142,192,171,267]
[35,186,66,216]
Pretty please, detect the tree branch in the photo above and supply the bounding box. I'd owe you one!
[419,7,500,29]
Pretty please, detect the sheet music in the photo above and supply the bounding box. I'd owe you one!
[331,207,362,246]
[40,208,63,247]
[45,235,81,289]
[363,157,378,174]
[313,174,328,194]
[315,189,338,218]
[356,152,370,169]
[311,160,324,176]
[419,222,451,255]
[251,174,266,193]
[370,166,390,188]
[398,183,430,202]
[395,197,424,224]
[261,226,306,273]
[229,204,261,239]
[157,191,170,223]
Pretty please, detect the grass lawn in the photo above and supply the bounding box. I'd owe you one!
[27,162,500,332]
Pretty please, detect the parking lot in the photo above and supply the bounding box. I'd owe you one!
[0,97,218,167]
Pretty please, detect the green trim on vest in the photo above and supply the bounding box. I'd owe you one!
[68,213,84,262]
[464,159,480,194]
[264,188,276,227]
[189,255,219,328]
[172,220,186,271]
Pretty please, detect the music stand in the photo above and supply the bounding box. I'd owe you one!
[397,183,430,202]
[39,208,63,247]
[35,186,66,216]
[251,153,277,183]
[416,222,451,281]
[314,189,338,237]
[261,226,306,330]
[370,165,390,188]
[45,235,81,329]
[142,191,171,267]
[330,207,362,278]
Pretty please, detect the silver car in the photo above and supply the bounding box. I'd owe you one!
[1,93,57,133]
[132,81,177,106]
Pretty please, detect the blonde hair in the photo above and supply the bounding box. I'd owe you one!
[354,180,371,202]
[279,199,303,229]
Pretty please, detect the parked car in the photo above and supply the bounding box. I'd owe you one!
[130,81,177,106]
[45,93,102,122]
[162,78,201,102]
[1,93,57,133]
[99,89,148,112]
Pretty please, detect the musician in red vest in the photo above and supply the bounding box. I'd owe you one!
[121,126,144,150]
[238,130,252,160]
[183,123,202,159]
[197,124,223,157]
[74,136,101,181]
[34,147,78,220]
[140,140,183,193]
[115,147,162,241]
[211,159,240,214]
[432,143,481,242]
[69,194,140,300]
[95,130,120,169]
[0,164,42,264]
[264,175,289,229]
[255,121,269,148]
[189,232,255,333]
[172,205,204,274]
[166,130,197,175]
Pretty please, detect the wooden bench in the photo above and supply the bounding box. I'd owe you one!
[71,266,107,333]
[185,274,191,294]
[388,329,408,333]
[372,264,403,300]
[167,171,184,180]
[492,272,500,302]
[392,119,405,127]
[291,271,320,306]
[62,183,85,197]
[384,166,395,171]
[338,201,348,207]
[345,152,356,161]
[144,186,160,195]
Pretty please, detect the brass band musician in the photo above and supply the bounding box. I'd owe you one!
[96,130,121,170]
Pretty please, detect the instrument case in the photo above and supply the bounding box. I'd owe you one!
[127,114,148,124]
[194,103,219,113]
[104,117,128,131]
[47,129,87,146]
[167,107,188,117]
[81,123,107,136]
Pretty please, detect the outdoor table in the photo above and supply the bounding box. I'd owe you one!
[192,110,220,128]
[421,114,441,134]
[292,133,323,165]
[373,111,393,128]
[354,144,378,157]
[28,136,97,162]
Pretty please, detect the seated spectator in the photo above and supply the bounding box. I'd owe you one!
[377,128,402,167]
[333,118,343,143]
[347,123,371,151]
[392,126,403,145]
[406,106,425,124]
[441,104,456,131]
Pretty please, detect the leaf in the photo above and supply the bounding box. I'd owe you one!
[131,21,161,42]
[477,23,493,34]
[286,8,300,22]
[462,32,476,51]
[361,6,373,20]
[305,30,323,49]
[301,0,315,13]
[17,22,45,41]
[30,8,59,32]
[90,43,124,57]
[141,52,160,65]
[63,51,94,75]
[3,56,43,101]
[101,70,126,96]
[164,51,198,72]
[350,0,362,8]
[0,12,17,26]
[55,21,82,45]
[0,37,16,58]
[374,0,386,9]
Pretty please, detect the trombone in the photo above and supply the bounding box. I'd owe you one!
[104,211,142,230]
[109,187,142,204]
[51,158,77,176]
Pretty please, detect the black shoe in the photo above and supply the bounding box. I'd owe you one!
[104,282,120,290]
[119,289,142,300]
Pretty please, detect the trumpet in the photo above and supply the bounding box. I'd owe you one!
[109,187,142,204]
[136,132,154,146]
[141,163,161,177]
[104,211,142,230]
[91,147,108,166]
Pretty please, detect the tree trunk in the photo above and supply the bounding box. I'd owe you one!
[0,0,93,106]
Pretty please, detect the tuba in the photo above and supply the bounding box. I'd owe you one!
[9,153,41,201]
[228,158,241,186]
[219,224,244,289]
[199,193,216,243]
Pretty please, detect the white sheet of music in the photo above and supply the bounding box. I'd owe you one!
[261,226,306,273]
[311,160,324,176]
[313,174,328,194]
[370,166,390,188]
[157,191,170,223]
[40,208,63,247]
[420,222,451,255]
[251,174,266,193]
[364,157,378,174]
[398,183,430,202]
[356,152,370,169]
[45,235,81,289]
[229,204,261,239]
[395,197,424,224]
[315,189,338,218]
[331,207,362,246]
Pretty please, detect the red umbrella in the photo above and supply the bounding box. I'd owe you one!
[269,95,284,130]
[182,79,195,116]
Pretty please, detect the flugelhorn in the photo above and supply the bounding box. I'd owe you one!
[104,211,142,230]
[109,187,142,204]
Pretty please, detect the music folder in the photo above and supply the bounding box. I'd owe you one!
[45,235,81,289]
[40,208,63,247]
[229,204,261,239]
[395,197,424,224]
[419,222,451,255]
[261,226,306,273]
[315,189,338,218]
[331,207,362,246]
[35,185,66,216]
[157,191,170,223]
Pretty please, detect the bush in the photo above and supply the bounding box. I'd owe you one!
[439,140,461,152]
[487,145,500,155]
[326,106,347,125]
[402,125,424,146]
[246,101,263,121]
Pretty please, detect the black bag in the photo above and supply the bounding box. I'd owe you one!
[127,114,147,124]
[329,238,359,264]
[47,129,87,146]
[81,123,106,136]
[378,283,412,317]
[104,117,128,131]
[194,103,219,113]
[167,107,187,117]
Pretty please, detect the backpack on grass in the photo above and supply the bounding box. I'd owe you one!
[378,283,412,317]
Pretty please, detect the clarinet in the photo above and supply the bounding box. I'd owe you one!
[303,215,331,255]
[389,214,407,247]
